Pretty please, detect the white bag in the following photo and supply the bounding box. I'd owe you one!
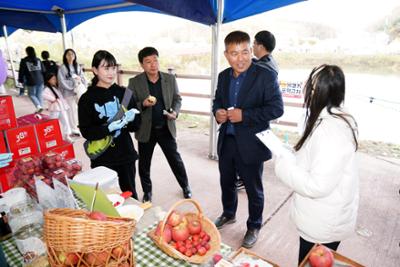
[75,82,86,100]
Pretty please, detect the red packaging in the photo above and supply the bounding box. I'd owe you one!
[35,119,63,152]
[0,95,17,130]
[50,141,75,160]
[17,113,51,126]
[4,125,39,159]
[0,166,13,192]
[0,131,7,153]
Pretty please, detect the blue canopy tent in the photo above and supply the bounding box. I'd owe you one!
[0,0,305,157]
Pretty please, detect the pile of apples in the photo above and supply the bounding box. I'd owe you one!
[8,153,82,197]
[51,211,132,267]
[154,210,212,258]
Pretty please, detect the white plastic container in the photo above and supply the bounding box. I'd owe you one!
[72,166,118,191]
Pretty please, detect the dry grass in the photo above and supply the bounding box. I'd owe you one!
[177,114,400,159]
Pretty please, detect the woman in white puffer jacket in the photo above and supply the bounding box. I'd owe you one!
[274,64,359,264]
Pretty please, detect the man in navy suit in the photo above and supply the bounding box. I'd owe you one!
[212,31,284,248]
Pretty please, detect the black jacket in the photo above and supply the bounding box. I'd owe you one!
[78,83,141,165]
[212,63,283,164]
[18,57,45,86]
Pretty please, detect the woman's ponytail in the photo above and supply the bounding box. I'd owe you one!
[91,75,99,87]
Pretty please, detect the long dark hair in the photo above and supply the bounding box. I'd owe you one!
[294,64,358,151]
[90,50,117,86]
[62,48,79,78]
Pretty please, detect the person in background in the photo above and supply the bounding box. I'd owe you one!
[41,50,58,76]
[58,48,87,137]
[274,64,359,264]
[128,47,191,203]
[212,31,283,248]
[252,30,279,75]
[0,49,7,94]
[78,50,141,199]
[18,46,45,113]
[43,73,73,142]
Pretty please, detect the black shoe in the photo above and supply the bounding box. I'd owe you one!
[214,215,236,229]
[183,186,192,199]
[142,192,152,203]
[242,228,260,248]
[235,178,245,190]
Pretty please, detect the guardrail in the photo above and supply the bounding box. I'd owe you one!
[7,61,302,127]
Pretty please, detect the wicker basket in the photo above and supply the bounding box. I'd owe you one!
[44,208,135,267]
[148,199,221,264]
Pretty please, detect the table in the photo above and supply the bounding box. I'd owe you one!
[1,197,233,266]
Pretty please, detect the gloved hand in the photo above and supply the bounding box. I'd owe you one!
[0,153,13,168]
[108,119,127,133]
[123,108,140,123]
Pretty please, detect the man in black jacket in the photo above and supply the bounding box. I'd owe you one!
[252,30,279,75]
[213,31,283,248]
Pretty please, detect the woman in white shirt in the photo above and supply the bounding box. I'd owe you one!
[57,48,87,136]
[274,64,359,264]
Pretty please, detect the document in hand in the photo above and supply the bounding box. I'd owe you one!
[256,129,288,157]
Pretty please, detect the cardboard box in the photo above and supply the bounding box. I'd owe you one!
[17,113,50,126]
[230,247,279,267]
[34,119,63,152]
[4,125,39,159]
[50,141,75,160]
[0,166,13,192]
[299,244,365,267]
[0,95,17,130]
[0,131,7,153]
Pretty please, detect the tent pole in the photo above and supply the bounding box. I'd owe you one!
[59,12,67,51]
[2,25,18,87]
[208,0,223,160]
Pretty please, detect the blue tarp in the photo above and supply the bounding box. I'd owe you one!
[0,0,304,36]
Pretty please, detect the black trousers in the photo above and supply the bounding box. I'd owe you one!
[138,126,189,194]
[218,135,264,230]
[91,161,138,200]
[298,236,340,265]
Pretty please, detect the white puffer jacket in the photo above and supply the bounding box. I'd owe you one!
[275,107,359,243]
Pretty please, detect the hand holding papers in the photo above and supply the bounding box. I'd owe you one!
[256,129,291,157]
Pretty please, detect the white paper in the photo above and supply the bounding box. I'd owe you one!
[53,179,77,208]
[256,129,290,157]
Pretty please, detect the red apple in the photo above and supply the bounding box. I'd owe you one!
[112,245,126,258]
[58,252,79,265]
[213,253,223,264]
[155,221,172,243]
[88,211,107,221]
[188,220,202,235]
[84,251,109,265]
[309,245,334,267]
[171,224,190,242]
[197,246,207,256]
[167,211,182,227]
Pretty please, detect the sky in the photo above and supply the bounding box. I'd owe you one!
[74,0,399,34]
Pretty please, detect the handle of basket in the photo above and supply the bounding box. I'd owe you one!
[158,199,204,243]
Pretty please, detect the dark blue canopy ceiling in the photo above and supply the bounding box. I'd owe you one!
[0,0,305,37]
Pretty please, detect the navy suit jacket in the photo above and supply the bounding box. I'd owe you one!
[212,63,284,164]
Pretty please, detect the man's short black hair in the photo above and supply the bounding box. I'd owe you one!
[254,31,276,53]
[224,31,250,47]
[138,47,159,63]
[41,50,50,60]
